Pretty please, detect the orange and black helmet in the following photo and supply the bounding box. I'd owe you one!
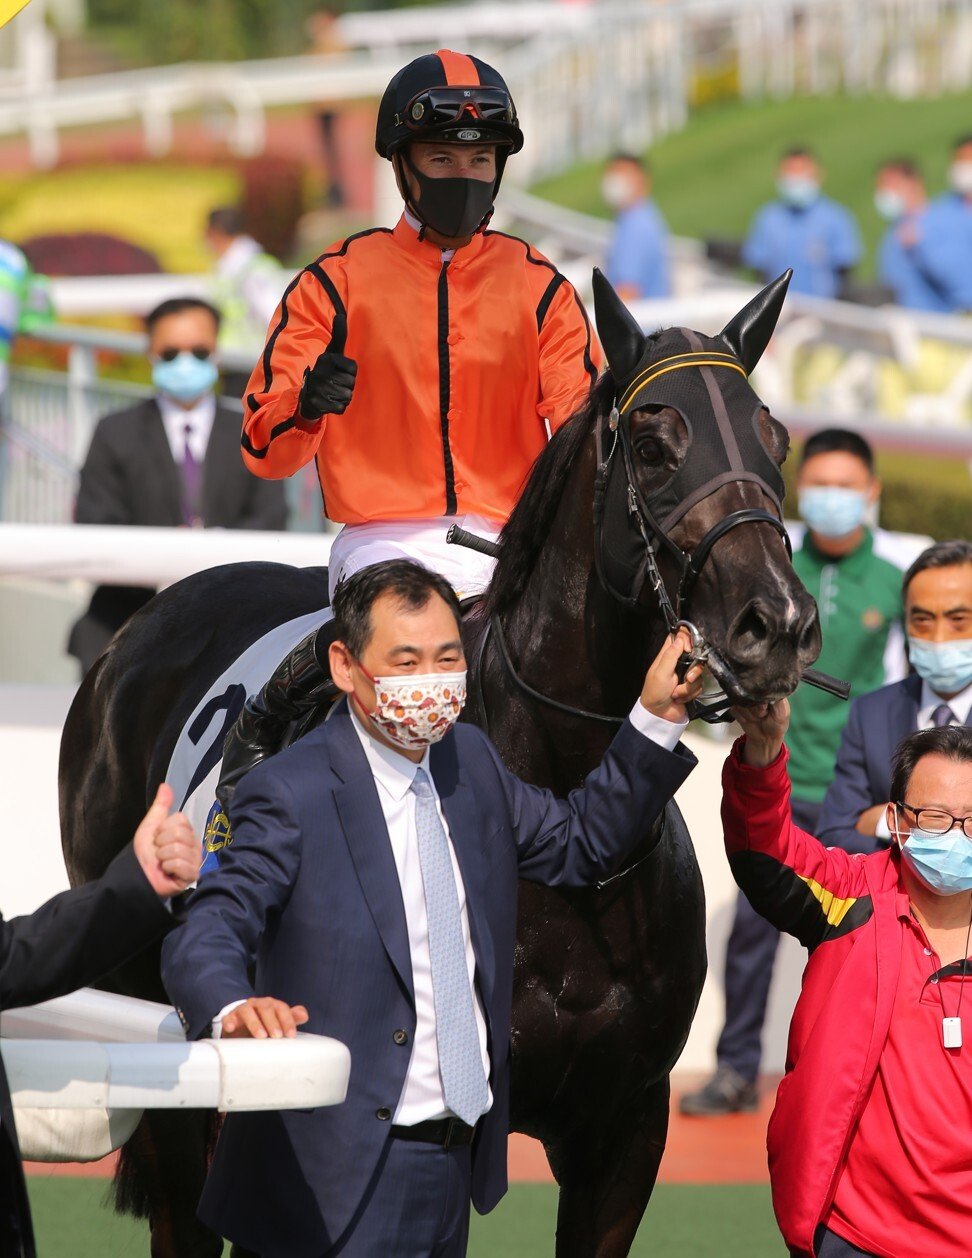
[375,49,524,160]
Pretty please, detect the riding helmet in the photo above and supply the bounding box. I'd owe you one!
[375,49,524,159]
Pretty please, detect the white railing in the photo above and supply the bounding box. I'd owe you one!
[2,987,350,1162]
[5,0,971,179]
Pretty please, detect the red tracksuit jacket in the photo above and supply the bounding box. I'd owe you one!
[721,740,911,1257]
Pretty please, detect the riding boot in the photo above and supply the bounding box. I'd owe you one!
[216,625,338,813]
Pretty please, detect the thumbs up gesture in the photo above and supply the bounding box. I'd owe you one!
[133,783,201,898]
[297,311,357,422]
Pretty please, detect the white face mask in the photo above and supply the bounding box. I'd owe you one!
[357,667,467,751]
[601,172,636,210]
[950,160,972,196]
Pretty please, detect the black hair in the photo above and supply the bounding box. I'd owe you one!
[903,539,972,596]
[781,145,817,162]
[953,134,972,152]
[145,297,221,336]
[877,156,921,179]
[331,560,462,659]
[608,151,649,172]
[799,427,874,472]
[890,725,972,802]
[207,206,245,236]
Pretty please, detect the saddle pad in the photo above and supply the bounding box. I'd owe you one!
[164,608,333,864]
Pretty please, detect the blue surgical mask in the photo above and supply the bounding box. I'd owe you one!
[777,176,820,209]
[907,636,972,696]
[874,188,907,222]
[897,821,972,896]
[152,353,218,403]
[798,486,869,539]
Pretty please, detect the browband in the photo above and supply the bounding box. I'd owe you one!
[618,351,746,415]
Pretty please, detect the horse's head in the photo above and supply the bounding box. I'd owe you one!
[592,270,820,705]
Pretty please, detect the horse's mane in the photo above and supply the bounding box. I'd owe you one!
[483,370,617,618]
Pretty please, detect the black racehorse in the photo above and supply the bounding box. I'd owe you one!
[59,271,820,1257]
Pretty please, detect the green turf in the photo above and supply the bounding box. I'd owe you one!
[27,1179,784,1255]
[532,90,972,277]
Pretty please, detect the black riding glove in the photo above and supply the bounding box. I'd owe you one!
[297,311,357,423]
[298,351,357,422]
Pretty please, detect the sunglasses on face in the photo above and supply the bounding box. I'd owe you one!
[157,347,213,362]
[399,86,515,130]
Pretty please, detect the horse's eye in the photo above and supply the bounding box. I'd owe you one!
[636,438,665,466]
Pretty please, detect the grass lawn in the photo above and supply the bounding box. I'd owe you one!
[533,90,972,276]
[27,1179,784,1256]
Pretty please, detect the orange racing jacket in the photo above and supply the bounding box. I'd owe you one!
[241,216,599,524]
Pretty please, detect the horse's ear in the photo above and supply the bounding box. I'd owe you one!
[592,267,646,383]
[720,269,792,374]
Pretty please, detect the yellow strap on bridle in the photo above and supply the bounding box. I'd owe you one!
[618,351,747,416]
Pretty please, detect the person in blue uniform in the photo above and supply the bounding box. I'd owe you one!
[907,134,972,312]
[601,152,670,300]
[874,157,949,312]
[743,147,861,299]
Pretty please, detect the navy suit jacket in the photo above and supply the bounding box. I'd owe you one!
[817,674,925,854]
[161,702,695,1257]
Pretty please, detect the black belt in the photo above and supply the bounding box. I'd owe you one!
[390,1117,476,1149]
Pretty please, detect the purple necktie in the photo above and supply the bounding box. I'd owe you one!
[181,422,201,527]
[931,703,956,728]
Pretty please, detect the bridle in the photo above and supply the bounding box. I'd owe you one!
[449,361,847,731]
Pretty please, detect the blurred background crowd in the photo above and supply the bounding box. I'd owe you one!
[0,1,970,1251]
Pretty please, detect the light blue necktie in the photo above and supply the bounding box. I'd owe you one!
[410,767,488,1125]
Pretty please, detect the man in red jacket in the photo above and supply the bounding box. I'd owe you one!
[725,701,972,1258]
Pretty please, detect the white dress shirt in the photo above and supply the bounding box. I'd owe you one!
[917,677,972,729]
[212,697,687,1123]
[157,392,216,466]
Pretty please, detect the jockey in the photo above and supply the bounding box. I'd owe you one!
[218,49,598,800]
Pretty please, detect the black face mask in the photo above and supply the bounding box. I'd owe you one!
[404,155,496,239]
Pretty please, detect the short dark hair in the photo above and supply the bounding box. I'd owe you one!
[331,560,462,659]
[953,134,972,152]
[877,156,921,180]
[608,151,648,172]
[903,539,972,597]
[799,427,874,472]
[145,297,221,336]
[207,206,245,236]
[781,145,817,163]
[890,725,972,802]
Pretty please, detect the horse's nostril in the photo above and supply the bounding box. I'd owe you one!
[734,603,770,647]
[798,616,819,654]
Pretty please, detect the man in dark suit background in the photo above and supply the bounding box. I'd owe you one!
[1,784,199,1258]
[67,297,288,674]
[161,560,704,1258]
[818,539,972,852]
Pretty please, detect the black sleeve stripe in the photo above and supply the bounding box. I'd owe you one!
[728,850,874,952]
[246,268,305,414]
[486,229,597,384]
[535,273,566,333]
[305,261,347,327]
[242,227,391,458]
[570,285,597,385]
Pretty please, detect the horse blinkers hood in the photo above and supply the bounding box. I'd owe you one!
[590,269,792,614]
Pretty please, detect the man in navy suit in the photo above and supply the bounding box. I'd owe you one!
[161,559,703,1258]
[819,539,972,852]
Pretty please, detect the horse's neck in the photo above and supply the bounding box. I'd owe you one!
[505,441,660,716]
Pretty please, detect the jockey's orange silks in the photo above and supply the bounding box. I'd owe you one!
[241,216,598,525]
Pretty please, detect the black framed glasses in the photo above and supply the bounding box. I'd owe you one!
[896,801,972,839]
[399,86,515,130]
[158,346,212,362]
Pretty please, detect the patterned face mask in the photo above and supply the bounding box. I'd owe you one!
[355,665,467,750]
